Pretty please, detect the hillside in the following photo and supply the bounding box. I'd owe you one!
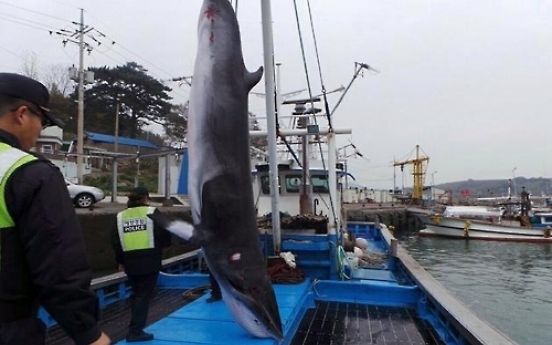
[436,177,552,197]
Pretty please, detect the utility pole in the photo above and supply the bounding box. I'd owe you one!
[76,8,85,184]
[64,9,99,184]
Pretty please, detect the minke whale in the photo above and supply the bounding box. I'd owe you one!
[149,0,283,340]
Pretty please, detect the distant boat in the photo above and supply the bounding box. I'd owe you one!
[416,206,552,242]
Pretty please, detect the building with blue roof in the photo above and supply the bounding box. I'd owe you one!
[36,128,190,196]
[84,131,159,150]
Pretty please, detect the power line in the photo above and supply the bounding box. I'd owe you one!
[0,1,73,23]
[78,11,192,102]
[84,10,186,80]
[0,13,60,31]
[46,0,79,10]
[0,45,23,60]
[0,3,190,103]
[1,2,188,89]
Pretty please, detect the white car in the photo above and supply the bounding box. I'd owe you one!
[65,179,105,208]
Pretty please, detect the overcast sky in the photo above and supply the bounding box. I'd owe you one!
[1,0,551,189]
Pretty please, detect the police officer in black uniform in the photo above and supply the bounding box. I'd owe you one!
[112,187,171,342]
[0,73,110,344]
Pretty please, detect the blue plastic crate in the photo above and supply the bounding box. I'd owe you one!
[347,222,378,239]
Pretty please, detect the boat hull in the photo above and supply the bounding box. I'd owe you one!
[418,214,552,242]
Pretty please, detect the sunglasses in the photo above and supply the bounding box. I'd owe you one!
[25,105,54,129]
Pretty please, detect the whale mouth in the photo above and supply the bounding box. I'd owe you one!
[221,277,284,340]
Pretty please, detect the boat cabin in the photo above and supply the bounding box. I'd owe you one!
[252,163,349,218]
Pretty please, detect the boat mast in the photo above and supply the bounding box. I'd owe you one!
[260,0,282,254]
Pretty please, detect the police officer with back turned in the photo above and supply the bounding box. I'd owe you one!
[112,187,171,342]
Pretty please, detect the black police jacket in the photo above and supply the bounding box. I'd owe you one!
[0,129,101,345]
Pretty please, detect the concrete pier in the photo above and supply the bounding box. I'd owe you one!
[78,201,425,274]
[76,202,195,276]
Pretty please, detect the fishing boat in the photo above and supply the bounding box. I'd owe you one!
[42,1,519,344]
[43,111,519,345]
[416,206,552,242]
[42,220,521,344]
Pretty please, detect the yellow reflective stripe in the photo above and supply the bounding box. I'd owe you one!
[0,144,37,228]
[116,206,156,252]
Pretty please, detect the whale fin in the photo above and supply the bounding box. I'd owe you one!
[148,213,196,242]
[245,66,263,91]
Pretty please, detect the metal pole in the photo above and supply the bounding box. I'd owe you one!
[249,127,352,137]
[135,147,140,187]
[330,63,371,116]
[512,167,517,197]
[393,157,396,194]
[432,171,437,200]
[165,154,171,200]
[328,133,339,234]
[275,63,283,120]
[261,0,281,254]
[111,103,119,202]
[163,153,173,206]
[76,8,85,184]
[300,132,312,214]
[344,151,349,189]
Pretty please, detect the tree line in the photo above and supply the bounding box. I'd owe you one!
[37,61,187,147]
[24,59,266,153]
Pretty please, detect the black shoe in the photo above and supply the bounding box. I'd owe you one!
[206,295,222,303]
[126,331,154,342]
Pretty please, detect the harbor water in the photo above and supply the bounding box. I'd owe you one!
[400,235,552,345]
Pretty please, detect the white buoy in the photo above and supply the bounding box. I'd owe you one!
[355,238,368,250]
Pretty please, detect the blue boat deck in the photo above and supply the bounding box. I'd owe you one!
[44,222,520,345]
[131,281,311,345]
[47,279,439,345]
[44,223,447,345]
[293,301,441,345]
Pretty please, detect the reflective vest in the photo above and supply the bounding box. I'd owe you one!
[0,143,37,229]
[116,206,156,252]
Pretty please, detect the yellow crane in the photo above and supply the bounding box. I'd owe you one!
[393,145,430,201]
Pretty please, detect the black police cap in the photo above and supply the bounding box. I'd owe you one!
[0,72,64,128]
[128,187,150,201]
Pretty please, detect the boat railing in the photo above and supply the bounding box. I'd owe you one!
[347,221,517,345]
[395,240,517,345]
[40,249,202,328]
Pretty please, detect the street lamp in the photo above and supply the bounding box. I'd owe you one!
[431,171,438,200]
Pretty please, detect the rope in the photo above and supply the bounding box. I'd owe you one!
[268,261,306,284]
[279,135,302,167]
[181,285,210,300]
[306,0,333,131]
[292,0,316,116]
[291,0,337,229]
[336,245,351,280]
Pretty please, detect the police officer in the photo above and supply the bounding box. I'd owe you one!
[0,73,110,344]
[112,187,171,342]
